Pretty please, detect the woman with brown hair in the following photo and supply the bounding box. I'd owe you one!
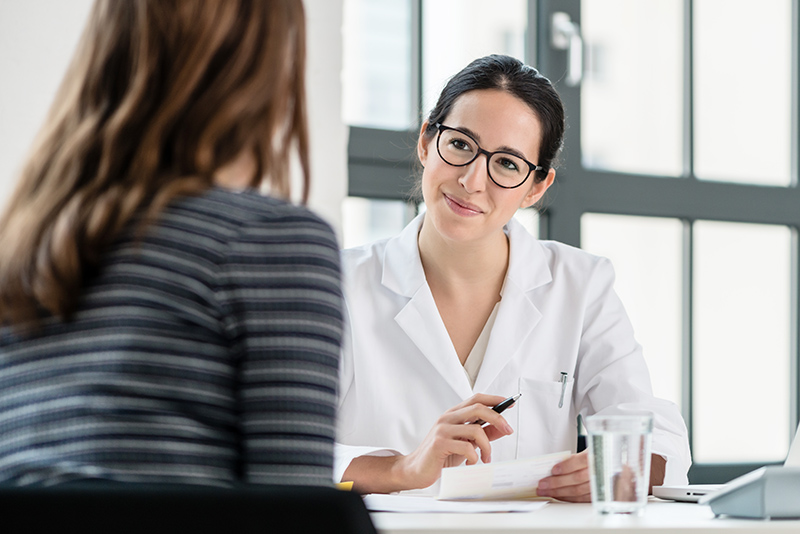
[0,0,343,487]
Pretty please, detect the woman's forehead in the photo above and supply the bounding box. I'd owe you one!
[445,89,542,157]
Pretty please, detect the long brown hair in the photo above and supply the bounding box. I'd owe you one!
[0,0,309,328]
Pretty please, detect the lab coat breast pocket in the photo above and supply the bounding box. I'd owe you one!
[515,376,576,459]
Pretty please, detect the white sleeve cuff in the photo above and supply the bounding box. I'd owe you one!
[334,443,401,483]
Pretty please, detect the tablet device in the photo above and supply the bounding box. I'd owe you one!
[784,424,800,467]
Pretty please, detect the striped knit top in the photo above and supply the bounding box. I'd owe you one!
[0,188,343,487]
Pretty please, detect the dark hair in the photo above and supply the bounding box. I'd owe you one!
[422,54,565,184]
[0,0,308,327]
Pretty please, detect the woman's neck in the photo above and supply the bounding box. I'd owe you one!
[213,150,256,190]
[417,218,510,297]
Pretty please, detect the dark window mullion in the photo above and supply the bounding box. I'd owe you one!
[792,229,800,441]
[682,1,694,464]
[683,0,694,180]
[792,0,800,465]
[412,0,422,125]
[527,0,539,68]
[792,0,799,188]
[537,0,582,246]
[682,219,694,464]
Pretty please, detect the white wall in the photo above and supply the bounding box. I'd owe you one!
[303,0,347,237]
[0,0,346,237]
[0,0,94,208]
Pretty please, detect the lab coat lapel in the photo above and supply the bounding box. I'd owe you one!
[472,219,552,393]
[382,214,474,401]
[394,286,474,400]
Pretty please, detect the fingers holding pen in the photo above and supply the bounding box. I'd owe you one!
[442,403,514,436]
[445,393,518,436]
[446,393,507,415]
[396,394,519,489]
[427,420,493,463]
[399,417,485,487]
[420,414,495,466]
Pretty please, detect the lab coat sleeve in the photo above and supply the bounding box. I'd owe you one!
[574,257,692,485]
[333,444,401,483]
[333,286,401,483]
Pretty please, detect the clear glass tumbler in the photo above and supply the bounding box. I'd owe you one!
[585,414,653,515]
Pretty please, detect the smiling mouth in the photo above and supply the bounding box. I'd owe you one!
[444,194,483,215]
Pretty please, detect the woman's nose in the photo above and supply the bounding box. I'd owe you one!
[458,154,489,193]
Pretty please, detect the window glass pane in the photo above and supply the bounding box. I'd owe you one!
[342,197,415,249]
[693,221,791,463]
[342,0,412,129]
[421,0,527,117]
[693,0,792,186]
[580,214,683,408]
[581,0,683,176]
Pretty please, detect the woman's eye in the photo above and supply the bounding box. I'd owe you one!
[498,157,519,172]
[451,139,471,151]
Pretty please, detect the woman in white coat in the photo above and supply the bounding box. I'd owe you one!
[336,55,691,500]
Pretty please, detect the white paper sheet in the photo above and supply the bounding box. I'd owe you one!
[437,450,571,500]
[363,493,549,513]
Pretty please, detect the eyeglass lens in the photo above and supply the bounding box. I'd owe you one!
[437,128,529,188]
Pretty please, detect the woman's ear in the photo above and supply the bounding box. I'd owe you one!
[520,168,555,209]
[417,121,431,166]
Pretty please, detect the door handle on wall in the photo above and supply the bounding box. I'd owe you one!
[551,12,583,87]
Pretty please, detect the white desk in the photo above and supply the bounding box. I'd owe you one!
[371,499,800,534]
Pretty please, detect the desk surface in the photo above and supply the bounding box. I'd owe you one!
[371,500,800,534]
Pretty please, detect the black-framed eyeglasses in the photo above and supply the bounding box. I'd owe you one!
[434,123,545,189]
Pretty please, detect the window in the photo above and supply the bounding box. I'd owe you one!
[342,0,414,130]
[692,221,791,463]
[544,0,799,483]
[581,0,683,176]
[693,0,792,185]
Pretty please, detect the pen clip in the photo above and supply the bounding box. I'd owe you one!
[558,372,568,408]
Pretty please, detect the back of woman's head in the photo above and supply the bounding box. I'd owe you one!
[0,0,308,327]
[423,54,565,184]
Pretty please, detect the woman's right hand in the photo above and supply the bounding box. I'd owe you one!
[392,393,515,491]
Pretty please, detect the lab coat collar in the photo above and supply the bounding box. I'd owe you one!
[381,213,426,297]
[381,213,553,295]
[473,217,551,392]
[383,214,474,398]
[503,216,553,292]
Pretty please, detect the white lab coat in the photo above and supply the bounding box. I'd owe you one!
[335,214,691,484]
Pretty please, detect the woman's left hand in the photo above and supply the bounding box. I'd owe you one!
[536,450,591,502]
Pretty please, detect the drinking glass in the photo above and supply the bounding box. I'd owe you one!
[586,414,653,515]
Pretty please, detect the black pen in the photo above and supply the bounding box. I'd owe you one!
[471,393,522,426]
